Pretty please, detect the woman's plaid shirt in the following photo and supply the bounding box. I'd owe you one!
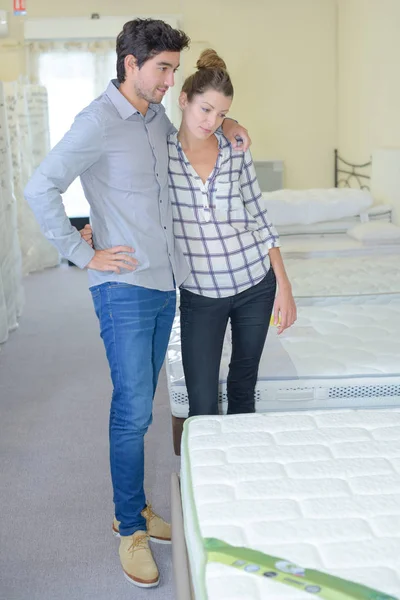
[168,131,280,298]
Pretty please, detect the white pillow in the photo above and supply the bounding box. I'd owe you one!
[262,188,373,226]
[347,221,400,243]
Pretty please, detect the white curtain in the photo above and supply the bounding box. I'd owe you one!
[27,39,116,92]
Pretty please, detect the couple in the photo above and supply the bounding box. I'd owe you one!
[25,18,296,589]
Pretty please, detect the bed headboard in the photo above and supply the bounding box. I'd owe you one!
[334,149,372,190]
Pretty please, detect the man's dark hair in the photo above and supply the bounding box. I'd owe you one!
[116,19,190,83]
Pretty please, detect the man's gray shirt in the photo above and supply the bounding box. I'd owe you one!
[24,80,190,290]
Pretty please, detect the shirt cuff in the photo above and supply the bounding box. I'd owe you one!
[267,238,281,250]
[68,240,96,269]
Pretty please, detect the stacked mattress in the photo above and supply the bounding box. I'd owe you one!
[180,411,400,600]
[285,254,400,299]
[167,253,400,418]
[0,81,23,344]
[277,203,392,233]
[275,203,398,259]
[280,233,400,259]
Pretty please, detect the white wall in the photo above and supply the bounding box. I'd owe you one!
[0,0,337,189]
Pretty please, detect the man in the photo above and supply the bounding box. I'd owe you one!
[24,18,250,588]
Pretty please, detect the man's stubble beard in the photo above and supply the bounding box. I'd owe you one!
[134,80,163,105]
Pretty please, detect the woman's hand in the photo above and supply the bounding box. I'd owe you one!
[273,285,297,335]
[221,118,251,151]
[80,223,93,248]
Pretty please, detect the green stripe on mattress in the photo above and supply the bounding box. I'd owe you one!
[204,537,398,600]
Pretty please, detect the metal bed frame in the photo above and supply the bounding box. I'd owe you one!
[334,148,371,190]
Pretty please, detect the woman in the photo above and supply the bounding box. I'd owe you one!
[82,49,296,417]
[168,49,296,417]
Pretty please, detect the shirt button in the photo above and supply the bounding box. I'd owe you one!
[164,226,167,230]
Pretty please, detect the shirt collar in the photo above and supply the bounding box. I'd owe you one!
[105,79,162,120]
[168,130,179,146]
[215,129,230,150]
[169,129,229,158]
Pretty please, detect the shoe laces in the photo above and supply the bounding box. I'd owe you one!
[128,533,149,555]
[142,503,157,523]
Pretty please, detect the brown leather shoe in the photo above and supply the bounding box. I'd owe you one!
[113,504,171,544]
[119,531,159,588]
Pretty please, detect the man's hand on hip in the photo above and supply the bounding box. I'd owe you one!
[79,225,137,273]
[87,247,138,273]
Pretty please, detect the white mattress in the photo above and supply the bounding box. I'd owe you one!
[277,203,392,236]
[181,411,400,600]
[286,254,400,298]
[0,81,23,344]
[280,233,400,259]
[3,81,59,277]
[167,294,400,418]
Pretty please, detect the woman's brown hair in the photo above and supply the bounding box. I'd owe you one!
[181,49,234,101]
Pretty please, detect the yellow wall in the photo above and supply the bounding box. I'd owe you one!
[0,0,337,188]
[337,0,400,164]
[183,0,337,189]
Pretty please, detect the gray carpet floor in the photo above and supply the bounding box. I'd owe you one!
[0,264,180,600]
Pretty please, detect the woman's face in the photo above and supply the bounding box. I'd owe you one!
[179,89,232,140]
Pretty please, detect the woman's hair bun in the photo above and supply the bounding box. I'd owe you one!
[196,48,227,71]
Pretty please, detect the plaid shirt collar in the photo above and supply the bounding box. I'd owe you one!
[169,129,230,154]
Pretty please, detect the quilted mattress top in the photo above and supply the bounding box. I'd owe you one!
[168,295,400,386]
[286,254,400,298]
[181,411,400,599]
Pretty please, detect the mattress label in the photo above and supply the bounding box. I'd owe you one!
[204,538,398,600]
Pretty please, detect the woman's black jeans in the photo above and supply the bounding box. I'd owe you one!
[179,268,276,417]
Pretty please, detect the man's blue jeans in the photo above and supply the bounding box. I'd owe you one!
[90,282,176,536]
